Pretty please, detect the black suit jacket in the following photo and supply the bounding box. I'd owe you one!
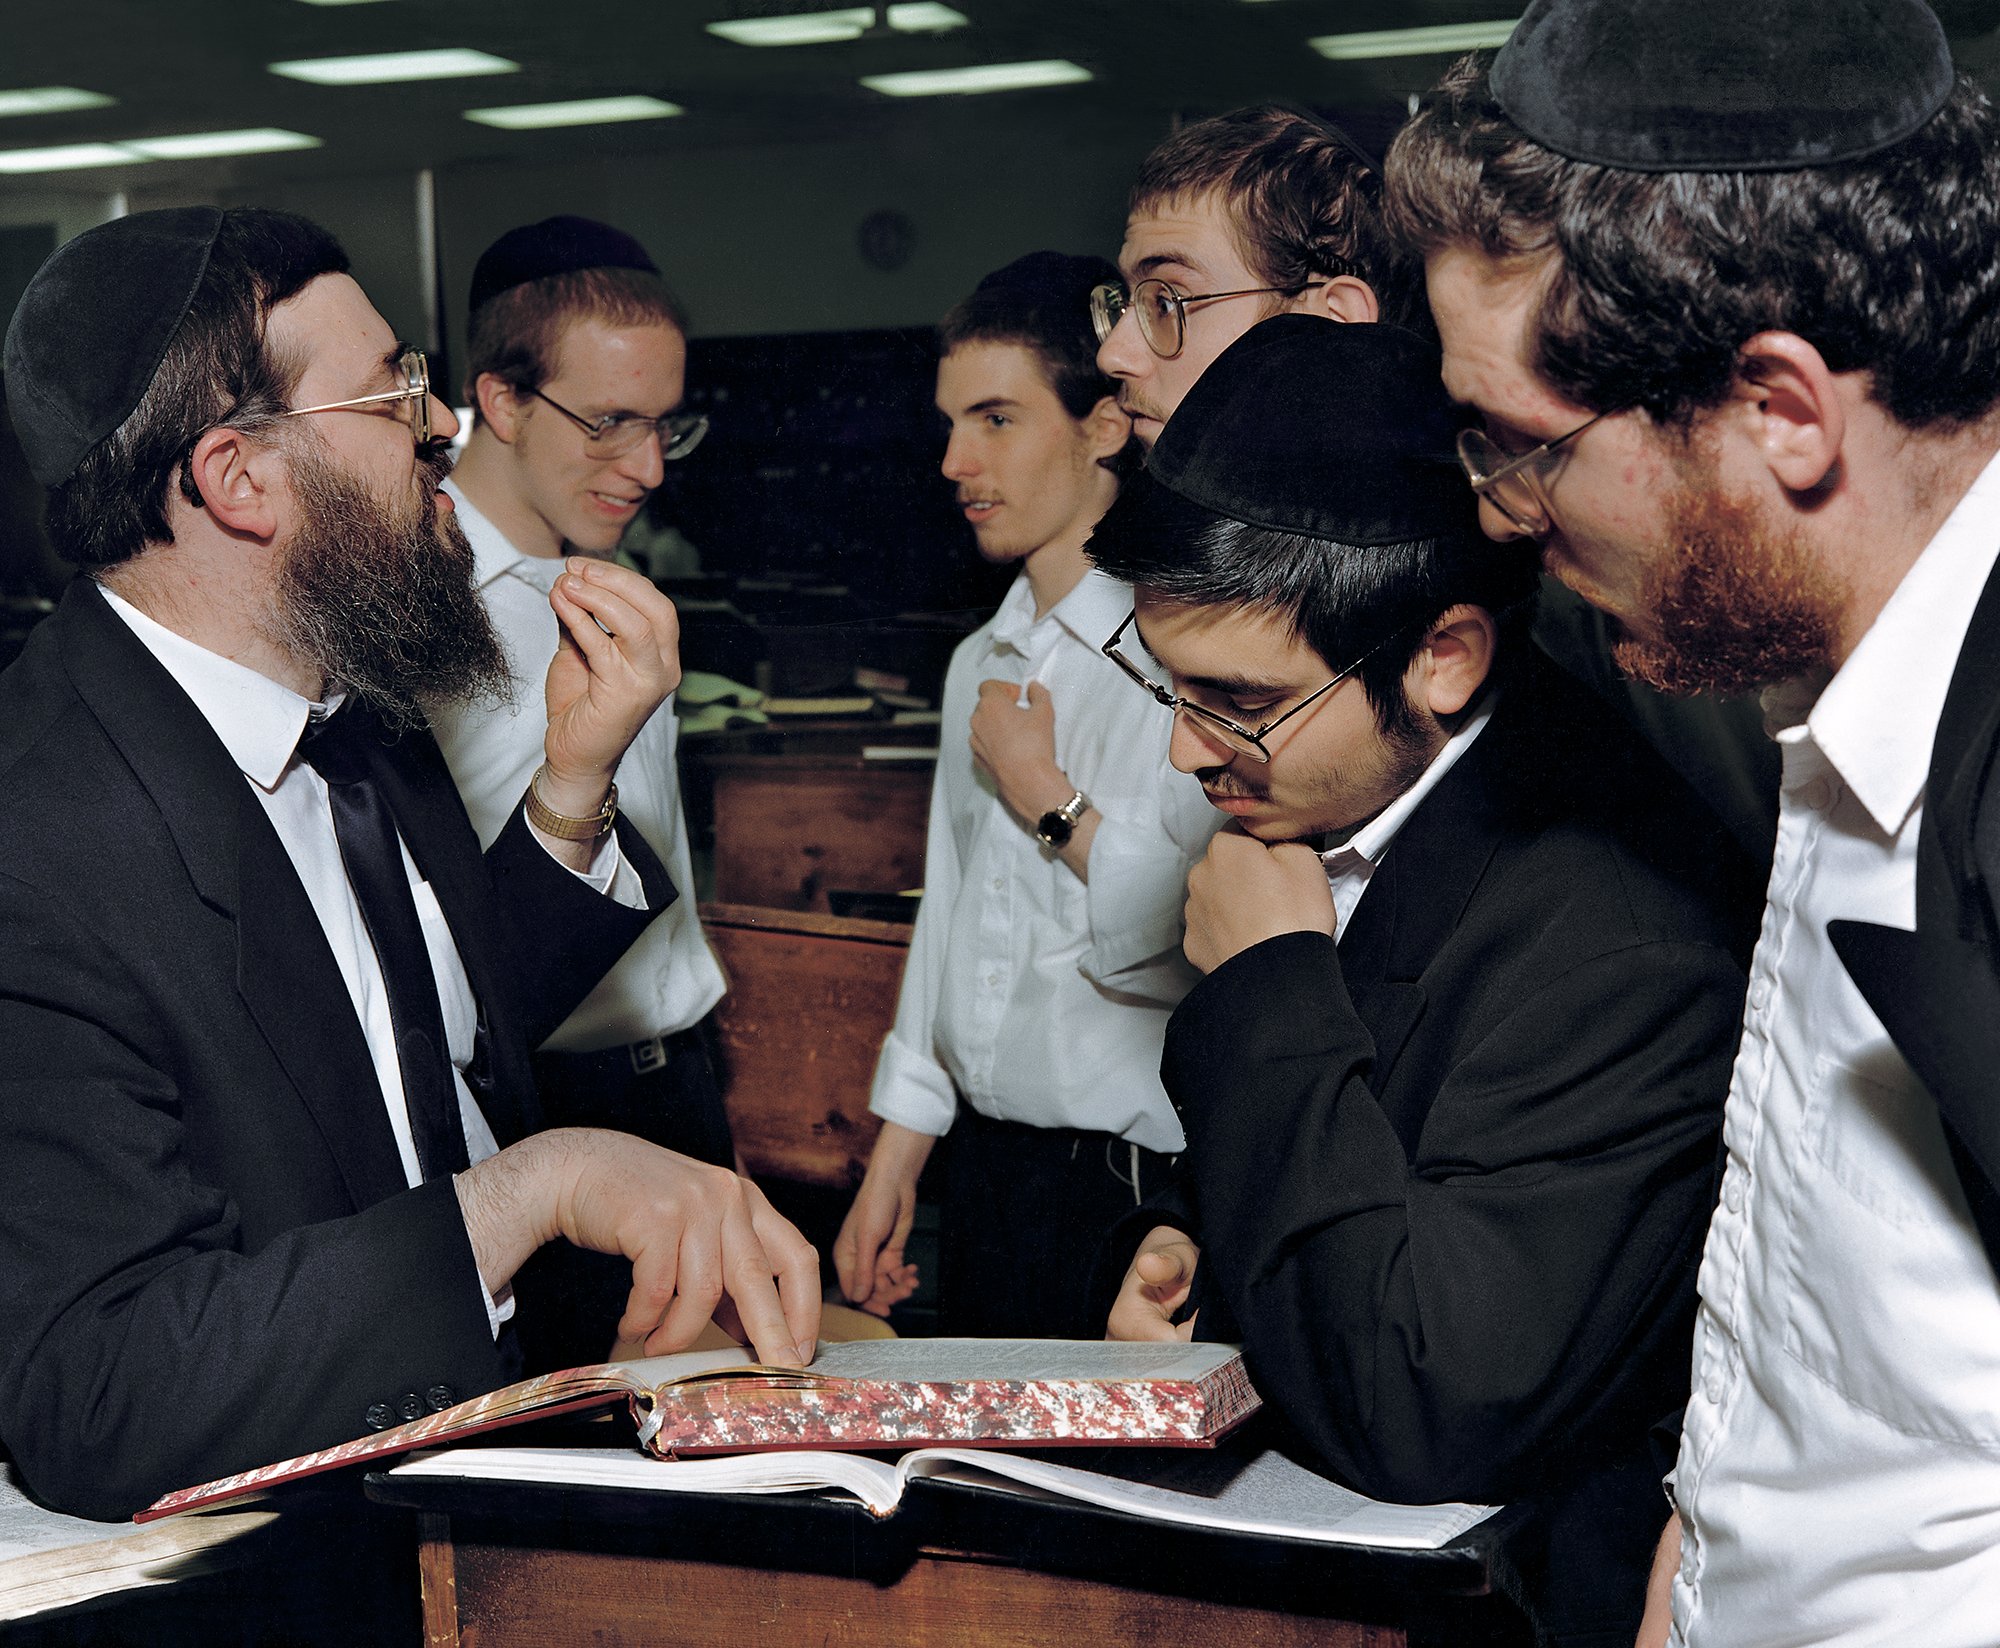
[1116,652,1753,1646]
[0,581,670,1519]
[1831,555,2000,1268]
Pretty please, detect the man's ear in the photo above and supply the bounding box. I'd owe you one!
[183,424,280,542]
[1409,603,1498,718]
[1084,393,1133,462]
[1730,331,1845,495]
[1293,275,1380,326]
[475,371,529,442]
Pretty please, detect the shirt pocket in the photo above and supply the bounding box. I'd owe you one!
[1776,1050,2000,1444]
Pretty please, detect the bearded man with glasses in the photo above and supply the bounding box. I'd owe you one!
[430,217,738,1181]
[1090,317,1754,1648]
[0,207,819,1529]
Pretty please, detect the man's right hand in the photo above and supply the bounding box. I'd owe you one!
[833,1121,936,1318]
[1106,1225,1200,1341]
[455,1128,821,1367]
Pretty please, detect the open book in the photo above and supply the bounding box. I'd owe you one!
[1,1462,275,1623]
[139,1339,1258,1523]
[387,1435,1499,1553]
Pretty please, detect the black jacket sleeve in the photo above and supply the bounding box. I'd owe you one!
[0,875,511,1521]
[1170,926,1736,1507]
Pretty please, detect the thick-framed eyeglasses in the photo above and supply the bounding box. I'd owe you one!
[525,386,709,462]
[1089,277,1330,361]
[286,347,432,445]
[1102,608,1388,764]
[1455,409,1611,536]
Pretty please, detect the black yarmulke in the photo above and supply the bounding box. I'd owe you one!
[4,207,224,488]
[469,215,659,314]
[1142,315,1472,547]
[1490,0,1954,172]
[974,249,1118,308]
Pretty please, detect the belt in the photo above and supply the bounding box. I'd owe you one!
[536,1027,701,1081]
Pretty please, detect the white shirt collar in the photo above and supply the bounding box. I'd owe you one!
[1322,689,1499,872]
[991,565,1131,656]
[96,583,320,793]
[443,476,563,593]
[1799,443,2000,836]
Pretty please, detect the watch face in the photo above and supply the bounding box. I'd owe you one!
[1036,810,1073,849]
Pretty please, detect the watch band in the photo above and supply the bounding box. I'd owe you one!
[1035,789,1091,849]
[526,766,619,841]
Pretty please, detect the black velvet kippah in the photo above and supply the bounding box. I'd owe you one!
[4,206,223,488]
[1142,315,1472,547]
[468,215,659,314]
[1490,0,1954,172]
[974,249,1118,308]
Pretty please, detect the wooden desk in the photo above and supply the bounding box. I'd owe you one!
[372,1464,1533,1648]
[701,902,910,1191]
[684,731,935,913]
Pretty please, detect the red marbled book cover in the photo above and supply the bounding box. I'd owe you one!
[139,1340,1257,1522]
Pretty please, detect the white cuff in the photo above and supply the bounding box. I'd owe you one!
[869,1031,959,1136]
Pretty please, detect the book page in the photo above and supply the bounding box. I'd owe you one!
[1,1463,273,1622]
[787,1338,1242,1383]
[903,1444,1498,1551]
[391,1446,910,1518]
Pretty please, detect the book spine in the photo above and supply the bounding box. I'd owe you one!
[645,1376,1241,1455]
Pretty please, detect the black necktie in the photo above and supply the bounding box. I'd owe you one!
[300,710,470,1181]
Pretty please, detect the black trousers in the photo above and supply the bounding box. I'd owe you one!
[531,1022,735,1168]
[937,1105,1176,1340]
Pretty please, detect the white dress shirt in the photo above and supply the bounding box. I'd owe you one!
[100,586,513,1189]
[1319,693,1494,931]
[429,479,725,1052]
[869,568,1221,1155]
[1672,448,2000,1647]
[101,586,632,1334]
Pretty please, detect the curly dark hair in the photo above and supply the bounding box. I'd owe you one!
[1383,54,2000,431]
[1132,104,1429,334]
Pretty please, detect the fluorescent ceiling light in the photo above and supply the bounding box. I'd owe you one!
[125,128,323,159]
[465,95,684,130]
[862,59,1091,96]
[0,127,323,172]
[708,4,967,47]
[0,143,146,174]
[269,48,519,85]
[1308,20,1518,61]
[0,86,116,118]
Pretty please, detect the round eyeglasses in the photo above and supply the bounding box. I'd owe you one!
[1455,410,1611,537]
[1101,608,1394,764]
[525,386,709,462]
[286,347,433,446]
[1089,277,1329,362]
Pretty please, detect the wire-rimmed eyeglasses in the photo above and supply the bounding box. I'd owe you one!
[1101,608,1390,764]
[1089,277,1330,362]
[286,347,433,446]
[1455,409,1611,536]
[526,386,709,462]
